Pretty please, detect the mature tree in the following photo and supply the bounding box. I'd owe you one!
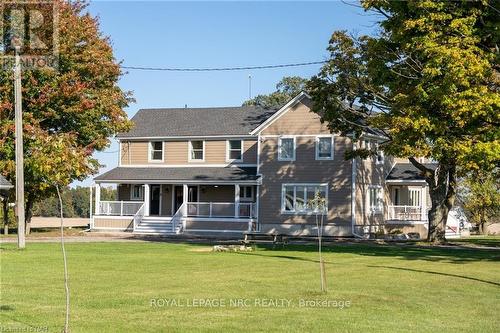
[0,0,132,233]
[458,171,500,234]
[308,1,500,242]
[32,186,116,218]
[243,76,308,109]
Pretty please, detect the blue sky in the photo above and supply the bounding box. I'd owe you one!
[77,1,374,186]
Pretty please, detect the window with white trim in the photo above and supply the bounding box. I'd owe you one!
[282,184,328,214]
[227,140,243,162]
[316,136,334,160]
[189,140,204,161]
[149,141,163,162]
[131,185,144,200]
[374,141,384,165]
[408,188,421,207]
[368,186,383,213]
[278,137,295,161]
[239,186,254,201]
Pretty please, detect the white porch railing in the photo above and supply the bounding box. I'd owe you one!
[172,203,186,234]
[98,201,144,216]
[132,204,145,230]
[388,205,426,221]
[186,202,257,218]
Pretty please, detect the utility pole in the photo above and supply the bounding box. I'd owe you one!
[14,46,25,249]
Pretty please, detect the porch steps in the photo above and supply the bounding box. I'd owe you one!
[133,217,179,235]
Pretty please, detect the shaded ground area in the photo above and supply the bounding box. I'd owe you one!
[0,242,498,333]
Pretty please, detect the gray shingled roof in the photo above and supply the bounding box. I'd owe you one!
[386,163,438,181]
[0,175,12,188]
[95,167,260,183]
[117,106,276,138]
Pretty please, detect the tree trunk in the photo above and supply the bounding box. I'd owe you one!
[25,197,33,235]
[3,199,8,235]
[427,198,450,242]
[409,158,456,243]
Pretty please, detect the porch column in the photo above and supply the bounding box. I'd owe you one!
[234,184,240,218]
[421,185,427,221]
[144,184,150,216]
[94,183,101,215]
[182,184,188,215]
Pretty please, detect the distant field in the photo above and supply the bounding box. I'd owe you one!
[30,217,89,228]
[1,241,499,332]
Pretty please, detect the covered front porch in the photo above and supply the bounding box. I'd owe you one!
[386,183,429,223]
[91,166,260,234]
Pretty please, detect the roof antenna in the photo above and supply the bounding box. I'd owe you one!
[248,74,252,99]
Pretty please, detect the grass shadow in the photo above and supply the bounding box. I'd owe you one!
[367,265,500,287]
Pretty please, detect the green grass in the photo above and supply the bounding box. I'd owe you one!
[1,241,499,333]
[451,235,500,248]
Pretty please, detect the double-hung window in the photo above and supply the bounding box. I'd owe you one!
[316,136,334,160]
[227,140,243,162]
[239,186,254,201]
[149,141,163,162]
[278,137,295,161]
[368,186,383,214]
[282,184,328,214]
[374,141,384,165]
[189,141,204,161]
[131,185,144,200]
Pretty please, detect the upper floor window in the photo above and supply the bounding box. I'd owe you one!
[149,141,163,162]
[282,184,328,214]
[315,136,334,160]
[189,140,205,161]
[278,137,295,161]
[368,186,383,214]
[227,140,243,162]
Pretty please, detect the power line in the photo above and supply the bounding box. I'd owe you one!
[121,60,328,72]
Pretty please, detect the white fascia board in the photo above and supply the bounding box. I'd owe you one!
[116,135,256,141]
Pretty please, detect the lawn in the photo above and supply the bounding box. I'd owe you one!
[1,241,499,333]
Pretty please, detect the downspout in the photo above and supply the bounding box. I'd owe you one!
[351,140,363,238]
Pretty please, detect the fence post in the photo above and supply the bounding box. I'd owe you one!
[120,201,124,216]
[209,202,213,218]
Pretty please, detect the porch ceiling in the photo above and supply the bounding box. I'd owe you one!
[94,166,260,184]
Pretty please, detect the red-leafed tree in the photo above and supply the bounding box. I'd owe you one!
[0,0,132,233]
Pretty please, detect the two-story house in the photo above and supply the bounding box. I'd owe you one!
[92,92,434,238]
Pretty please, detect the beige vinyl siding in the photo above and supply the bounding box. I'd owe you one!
[261,100,331,135]
[93,217,133,230]
[184,220,249,231]
[354,156,386,228]
[120,139,257,165]
[121,141,149,165]
[258,135,352,235]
